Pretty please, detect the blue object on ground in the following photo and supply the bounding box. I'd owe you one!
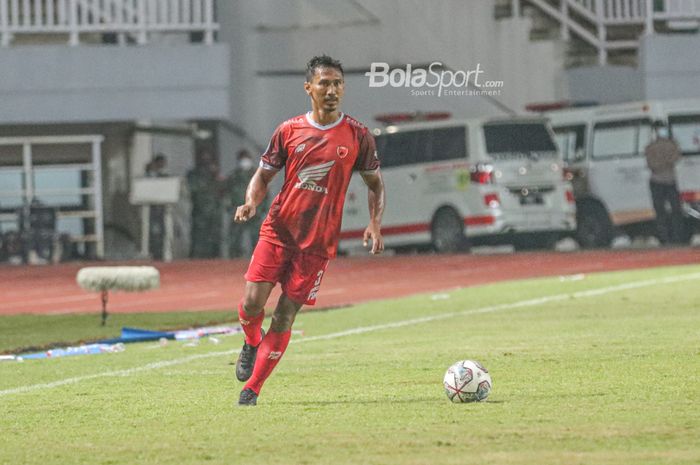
[100,327,173,344]
[21,343,125,360]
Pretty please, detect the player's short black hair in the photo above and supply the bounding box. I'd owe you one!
[305,55,344,82]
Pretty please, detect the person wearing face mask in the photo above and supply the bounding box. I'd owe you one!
[187,149,225,258]
[226,150,266,258]
[644,121,686,244]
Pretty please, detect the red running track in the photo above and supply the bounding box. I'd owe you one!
[0,248,698,316]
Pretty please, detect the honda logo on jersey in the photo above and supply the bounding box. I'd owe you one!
[294,160,335,194]
[337,146,349,158]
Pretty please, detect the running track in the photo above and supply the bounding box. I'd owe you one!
[0,248,699,316]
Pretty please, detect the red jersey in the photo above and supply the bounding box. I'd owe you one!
[258,112,380,258]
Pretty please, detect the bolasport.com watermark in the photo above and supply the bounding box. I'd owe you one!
[365,62,504,97]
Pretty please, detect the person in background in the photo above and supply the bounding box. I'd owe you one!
[645,121,686,244]
[187,149,225,258]
[145,153,168,178]
[226,150,266,258]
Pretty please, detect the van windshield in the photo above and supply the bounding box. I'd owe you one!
[483,123,556,155]
[669,114,700,156]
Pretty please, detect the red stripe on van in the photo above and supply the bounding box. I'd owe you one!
[339,215,495,240]
[339,223,429,240]
[464,215,496,226]
[681,191,700,202]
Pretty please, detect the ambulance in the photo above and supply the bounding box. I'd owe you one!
[545,99,700,247]
[339,116,576,252]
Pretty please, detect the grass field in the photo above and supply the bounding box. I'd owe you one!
[1,265,699,465]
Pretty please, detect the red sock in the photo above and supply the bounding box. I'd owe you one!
[244,330,292,395]
[238,300,264,347]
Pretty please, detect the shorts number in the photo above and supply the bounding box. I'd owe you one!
[308,270,325,301]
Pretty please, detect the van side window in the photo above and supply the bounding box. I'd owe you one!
[592,119,651,159]
[430,127,468,162]
[375,132,417,168]
[553,125,586,162]
[375,127,467,168]
[483,123,556,154]
[669,114,700,156]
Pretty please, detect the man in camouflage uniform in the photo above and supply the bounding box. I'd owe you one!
[226,150,266,258]
[187,149,224,258]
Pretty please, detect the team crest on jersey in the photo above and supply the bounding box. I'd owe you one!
[294,160,335,194]
[295,144,306,154]
[337,146,349,158]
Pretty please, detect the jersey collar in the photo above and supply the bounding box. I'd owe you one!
[306,112,345,131]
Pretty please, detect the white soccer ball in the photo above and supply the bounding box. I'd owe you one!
[443,360,492,403]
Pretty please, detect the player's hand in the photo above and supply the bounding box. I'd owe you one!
[363,222,384,255]
[234,204,256,223]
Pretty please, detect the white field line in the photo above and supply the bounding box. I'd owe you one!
[2,272,699,398]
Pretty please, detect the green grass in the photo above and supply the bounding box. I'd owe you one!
[0,310,235,354]
[1,264,699,465]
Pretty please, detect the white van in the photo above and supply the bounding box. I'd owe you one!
[546,99,700,247]
[339,117,576,252]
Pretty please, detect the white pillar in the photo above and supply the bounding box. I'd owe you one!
[204,0,214,44]
[163,204,174,262]
[92,138,105,258]
[68,0,79,46]
[0,0,11,47]
[596,0,607,65]
[137,0,147,45]
[141,204,151,257]
[644,0,654,35]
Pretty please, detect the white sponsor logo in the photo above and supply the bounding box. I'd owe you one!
[295,144,306,154]
[268,351,282,360]
[294,160,335,194]
[365,62,504,97]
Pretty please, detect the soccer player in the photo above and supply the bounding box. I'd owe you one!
[233,55,386,406]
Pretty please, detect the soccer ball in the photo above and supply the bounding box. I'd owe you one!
[443,360,492,403]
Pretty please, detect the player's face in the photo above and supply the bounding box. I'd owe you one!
[305,67,344,113]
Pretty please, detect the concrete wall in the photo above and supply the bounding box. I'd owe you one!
[216,0,567,170]
[564,34,700,104]
[566,66,643,104]
[640,34,700,100]
[0,44,231,124]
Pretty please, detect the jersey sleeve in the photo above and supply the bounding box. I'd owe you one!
[354,129,380,173]
[260,124,288,170]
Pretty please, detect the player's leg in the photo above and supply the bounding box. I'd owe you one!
[239,281,274,345]
[238,252,329,405]
[240,293,302,404]
[236,240,286,382]
[235,281,274,382]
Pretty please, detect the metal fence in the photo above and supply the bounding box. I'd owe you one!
[0,0,218,46]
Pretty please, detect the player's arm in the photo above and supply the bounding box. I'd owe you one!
[234,167,277,223]
[360,169,386,254]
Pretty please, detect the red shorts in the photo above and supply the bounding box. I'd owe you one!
[244,239,330,305]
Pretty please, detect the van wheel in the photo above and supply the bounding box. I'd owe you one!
[576,203,613,248]
[431,208,469,253]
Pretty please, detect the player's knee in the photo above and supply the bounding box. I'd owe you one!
[242,296,265,316]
